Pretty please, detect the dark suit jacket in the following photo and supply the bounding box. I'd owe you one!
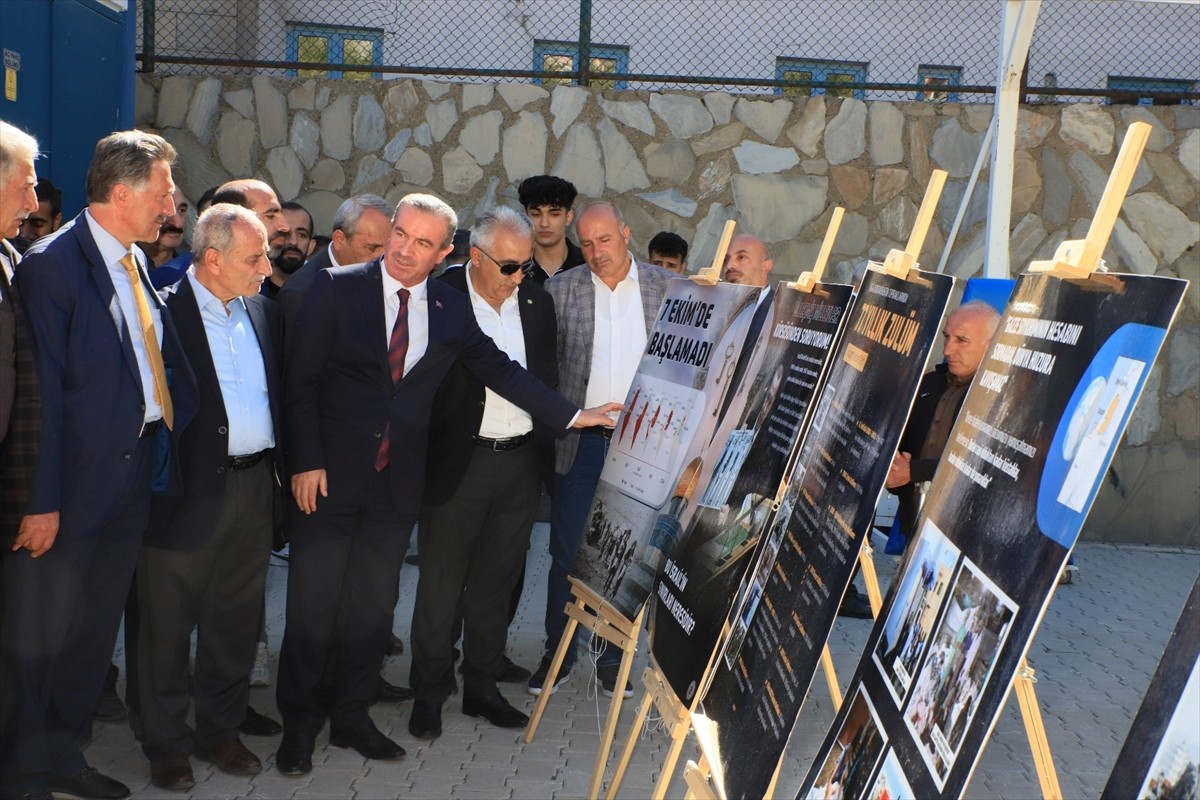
[277,244,334,343]
[0,240,19,443]
[285,258,577,520]
[0,240,41,543]
[890,364,966,538]
[144,278,284,550]
[424,265,559,505]
[17,214,198,534]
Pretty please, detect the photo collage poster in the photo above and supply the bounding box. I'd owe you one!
[569,280,760,620]
[649,282,855,705]
[798,271,1188,799]
[693,266,955,800]
[1102,575,1199,800]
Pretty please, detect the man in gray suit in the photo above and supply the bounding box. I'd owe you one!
[530,201,673,699]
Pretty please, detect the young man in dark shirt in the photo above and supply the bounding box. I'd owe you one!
[517,175,585,284]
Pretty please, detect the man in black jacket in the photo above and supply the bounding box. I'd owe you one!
[408,207,555,739]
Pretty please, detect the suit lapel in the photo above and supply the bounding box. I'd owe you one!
[75,219,144,392]
[517,283,542,368]
[170,279,221,402]
[246,296,282,427]
[365,259,392,384]
[402,279,444,385]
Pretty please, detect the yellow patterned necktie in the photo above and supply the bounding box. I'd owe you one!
[119,252,174,430]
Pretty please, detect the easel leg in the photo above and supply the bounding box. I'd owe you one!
[682,755,716,800]
[604,671,655,800]
[820,645,843,712]
[650,717,690,800]
[858,543,884,618]
[1014,659,1063,800]
[588,634,638,799]
[524,609,579,743]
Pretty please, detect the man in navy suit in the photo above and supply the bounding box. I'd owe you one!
[135,205,282,792]
[0,131,197,800]
[276,193,618,775]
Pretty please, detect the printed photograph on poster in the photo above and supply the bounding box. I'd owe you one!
[806,689,888,800]
[867,749,917,800]
[1136,658,1200,800]
[698,429,756,510]
[905,559,1018,788]
[571,483,653,599]
[873,519,962,707]
[809,383,835,436]
[722,494,792,669]
[608,374,706,508]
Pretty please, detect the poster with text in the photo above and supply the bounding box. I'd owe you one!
[798,271,1188,799]
[649,283,854,705]
[694,267,954,800]
[570,281,760,619]
[1102,575,1199,800]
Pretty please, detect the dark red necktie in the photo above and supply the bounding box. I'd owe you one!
[375,288,410,471]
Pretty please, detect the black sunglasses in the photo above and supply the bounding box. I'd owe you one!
[475,246,532,276]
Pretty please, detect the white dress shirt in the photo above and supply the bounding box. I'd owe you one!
[382,268,428,377]
[86,210,165,426]
[465,263,533,438]
[188,274,275,456]
[585,254,645,408]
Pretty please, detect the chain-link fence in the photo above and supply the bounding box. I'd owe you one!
[138,0,1199,104]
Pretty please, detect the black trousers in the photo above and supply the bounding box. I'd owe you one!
[0,437,153,796]
[276,468,413,736]
[136,459,273,757]
[410,441,540,701]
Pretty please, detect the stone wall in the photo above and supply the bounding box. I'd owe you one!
[134,73,1200,546]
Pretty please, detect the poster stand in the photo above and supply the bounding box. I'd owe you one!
[690,220,737,286]
[523,576,644,800]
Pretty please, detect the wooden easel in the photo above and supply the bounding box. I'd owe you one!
[524,577,644,800]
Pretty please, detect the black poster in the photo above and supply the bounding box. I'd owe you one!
[694,267,954,800]
[799,272,1187,799]
[649,282,854,706]
[1103,575,1200,800]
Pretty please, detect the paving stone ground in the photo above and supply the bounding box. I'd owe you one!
[100,526,1199,799]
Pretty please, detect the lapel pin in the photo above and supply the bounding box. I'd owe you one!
[435,300,443,309]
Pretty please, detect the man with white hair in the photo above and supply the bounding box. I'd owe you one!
[0,120,39,447]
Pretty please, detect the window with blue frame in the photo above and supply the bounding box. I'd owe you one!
[286,23,382,81]
[1106,76,1195,106]
[776,58,867,99]
[917,65,962,103]
[534,40,629,90]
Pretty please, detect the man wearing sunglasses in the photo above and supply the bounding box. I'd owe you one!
[408,207,553,739]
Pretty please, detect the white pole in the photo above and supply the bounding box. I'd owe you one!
[985,0,1042,278]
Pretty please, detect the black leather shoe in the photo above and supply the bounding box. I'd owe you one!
[408,697,443,740]
[240,705,283,736]
[463,691,529,729]
[45,767,130,799]
[329,722,406,761]
[838,589,874,619]
[499,657,532,684]
[7,790,53,800]
[274,731,314,776]
[374,678,415,703]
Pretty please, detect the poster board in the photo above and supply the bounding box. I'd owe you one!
[691,266,955,800]
[798,271,1188,799]
[649,281,855,705]
[570,280,761,619]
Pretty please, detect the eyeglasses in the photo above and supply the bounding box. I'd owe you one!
[475,246,532,276]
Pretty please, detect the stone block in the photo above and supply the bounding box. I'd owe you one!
[186,78,222,145]
[1068,149,1109,211]
[287,79,316,110]
[421,80,451,100]
[307,158,345,192]
[644,140,695,184]
[930,117,983,178]
[215,110,256,177]
[731,174,826,243]
[552,122,603,197]
[1060,104,1115,155]
[413,123,432,147]
[162,129,230,205]
[697,154,732,201]
[134,74,156,125]
[353,94,387,152]
[734,98,792,143]
[252,75,287,149]
[937,179,988,235]
[869,103,904,166]
[1094,442,1199,546]
[703,92,736,126]
[550,85,588,138]
[1145,152,1197,209]
[908,118,932,186]
[156,75,192,130]
[497,82,548,112]
[1040,149,1073,227]
[832,211,868,256]
[879,194,918,243]
[397,148,433,186]
[501,111,547,182]
[1119,106,1174,152]
[1123,193,1200,264]
[460,110,502,166]
[824,99,866,166]
[1008,213,1047,270]
[946,225,986,279]
[1166,324,1199,397]
[383,130,411,164]
[830,165,869,211]
[290,112,320,169]
[1012,150,1042,217]
[426,98,459,143]
[442,146,484,196]
[223,87,254,120]
[352,154,392,195]
[1015,108,1055,148]
[598,97,655,136]
[787,96,825,157]
[649,93,713,140]
[315,85,330,110]
[1179,129,1200,183]
[733,141,799,175]
[873,168,908,206]
[265,145,303,201]
[690,202,740,270]
[638,189,697,218]
[320,95,353,160]
[1112,218,1157,275]
[461,83,494,113]
[690,123,746,157]
[385,81,420,126]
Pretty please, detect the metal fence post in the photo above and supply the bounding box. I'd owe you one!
[141,0,156,73]
[578,0,592,87]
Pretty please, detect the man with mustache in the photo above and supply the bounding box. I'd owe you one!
[136,186,189,269]
[270,202,315,287]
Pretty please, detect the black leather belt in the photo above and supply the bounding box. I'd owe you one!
[473,431,532,451]
[140,418,165,438]
[583,425,613,440]
[227,449,272,471]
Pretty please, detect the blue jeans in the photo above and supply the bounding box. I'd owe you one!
[545,432,619,669]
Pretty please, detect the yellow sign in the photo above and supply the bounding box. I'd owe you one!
[4,69,14,102]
